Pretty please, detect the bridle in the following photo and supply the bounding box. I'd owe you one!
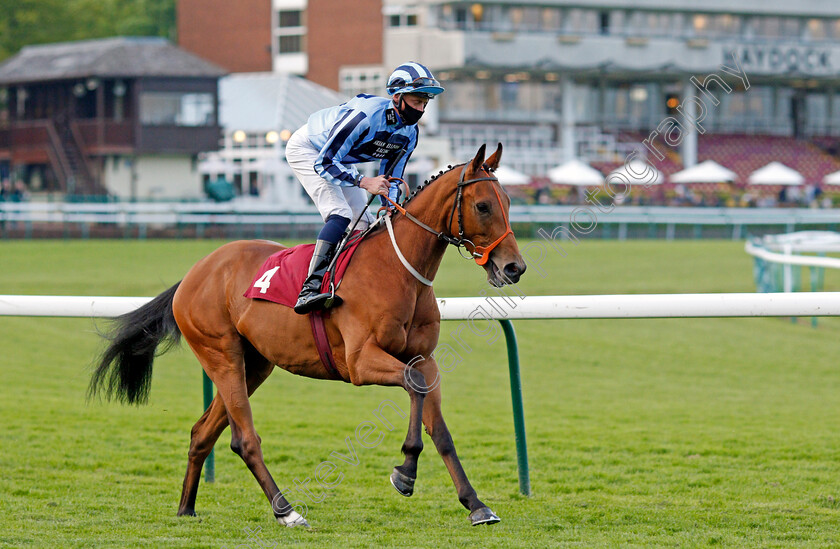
[446,163,514,266]
[384,162,514,272]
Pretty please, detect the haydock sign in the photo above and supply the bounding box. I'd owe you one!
[727,44,833,76]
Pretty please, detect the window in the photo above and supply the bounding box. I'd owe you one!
[522,7,541,30]
[278,10,302,27]
[275,8,305,56]
[278,35,303,53]
[781,18,800,39]
[509,7,523,30]
[692,14,708,36]
[385,6,419,27]
[455,6,468,27]
[340,67,386,97]
[806,18,827,40]
[566,9,598,34]
[140,92,214,126]
[541,7,561,31]
[758,17,782,38]
[715,14,740,37]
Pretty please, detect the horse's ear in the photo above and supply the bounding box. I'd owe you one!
[485,142,503,171]
[468,144,487,175]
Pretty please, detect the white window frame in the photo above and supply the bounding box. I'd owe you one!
[339,66,387,97]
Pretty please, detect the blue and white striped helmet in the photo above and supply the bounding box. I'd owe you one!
[386,62,445,98]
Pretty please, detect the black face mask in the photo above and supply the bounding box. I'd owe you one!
[397,96,424,125]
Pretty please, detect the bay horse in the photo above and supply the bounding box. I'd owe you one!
[89,143,526,527]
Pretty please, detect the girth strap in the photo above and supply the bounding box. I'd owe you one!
[308,311,344,381]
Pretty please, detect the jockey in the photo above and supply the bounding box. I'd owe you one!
[287,62,445,314]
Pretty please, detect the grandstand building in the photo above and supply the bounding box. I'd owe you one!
[178,0,840,198]
[0,38,226,199]
[384,0,840,183]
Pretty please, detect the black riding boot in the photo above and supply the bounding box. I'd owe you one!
[294,239,343,314]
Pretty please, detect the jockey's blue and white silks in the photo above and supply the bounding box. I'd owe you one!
[306,94,417,187]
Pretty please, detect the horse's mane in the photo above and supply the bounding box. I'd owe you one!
[402,162,497,209]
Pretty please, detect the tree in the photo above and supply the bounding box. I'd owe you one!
[0,0,176,62]
[0,0,74,60]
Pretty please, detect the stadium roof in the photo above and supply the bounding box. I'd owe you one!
[219,72,346,133]
[466,0,840,17]
[0,37,227,85]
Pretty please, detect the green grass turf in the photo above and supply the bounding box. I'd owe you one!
[1,238,839,548]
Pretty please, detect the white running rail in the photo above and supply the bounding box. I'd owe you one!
[2,293,840,319]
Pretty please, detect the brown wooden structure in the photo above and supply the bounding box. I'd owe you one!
[0,37,226,196]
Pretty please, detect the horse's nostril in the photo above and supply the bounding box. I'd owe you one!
[503,262,521,281]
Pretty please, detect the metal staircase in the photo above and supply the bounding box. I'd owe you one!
[53,116,105,195]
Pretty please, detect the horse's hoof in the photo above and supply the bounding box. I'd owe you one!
[176,509,196,517]
[277,510,310,528]
[389,468,415,497]
[469,507,501,526]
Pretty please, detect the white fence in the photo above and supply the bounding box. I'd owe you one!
[3,203,840,238]
[745,231,840,294]
[3,291,838,497]
[3,293,840,319]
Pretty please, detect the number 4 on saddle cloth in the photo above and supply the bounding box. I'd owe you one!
[243,234,366,381]
[243,233,365,308]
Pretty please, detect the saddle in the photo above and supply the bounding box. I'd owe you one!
[243,233,365,307]
[243,230,370,381]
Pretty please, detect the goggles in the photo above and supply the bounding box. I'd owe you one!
[390,77,442,98]
[405,77,440,89]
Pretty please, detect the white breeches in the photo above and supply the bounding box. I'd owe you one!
[286,125,374,229]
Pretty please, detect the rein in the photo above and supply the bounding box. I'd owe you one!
[382,163,514,284]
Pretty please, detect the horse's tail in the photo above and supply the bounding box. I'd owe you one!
[88,282,182,405]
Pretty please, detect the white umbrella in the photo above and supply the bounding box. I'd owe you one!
[607,160,663,186]
[670,160,736,184]
[547,159,604,186]
[493,165,531,186]
[822,169,840,185]
[747,161,804,186]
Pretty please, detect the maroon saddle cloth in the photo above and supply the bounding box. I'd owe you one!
[243,235,364,307]
[243,235,365,381]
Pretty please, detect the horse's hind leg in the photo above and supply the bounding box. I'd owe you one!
[177,348,274,517]
[177,393,227,516]
[185,336,305,526]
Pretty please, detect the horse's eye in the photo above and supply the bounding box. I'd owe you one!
[476,202,491,215]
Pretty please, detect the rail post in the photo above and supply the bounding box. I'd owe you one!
[202,371,215,483]
[499,319,530,496]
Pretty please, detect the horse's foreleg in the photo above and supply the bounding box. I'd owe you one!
[350,342,427,497]
[391,364,426,497]
[177,357,274,517]
[419,362,501,526]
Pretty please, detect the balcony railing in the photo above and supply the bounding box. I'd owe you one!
[3,119,134,154]
[74,120,134,153]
